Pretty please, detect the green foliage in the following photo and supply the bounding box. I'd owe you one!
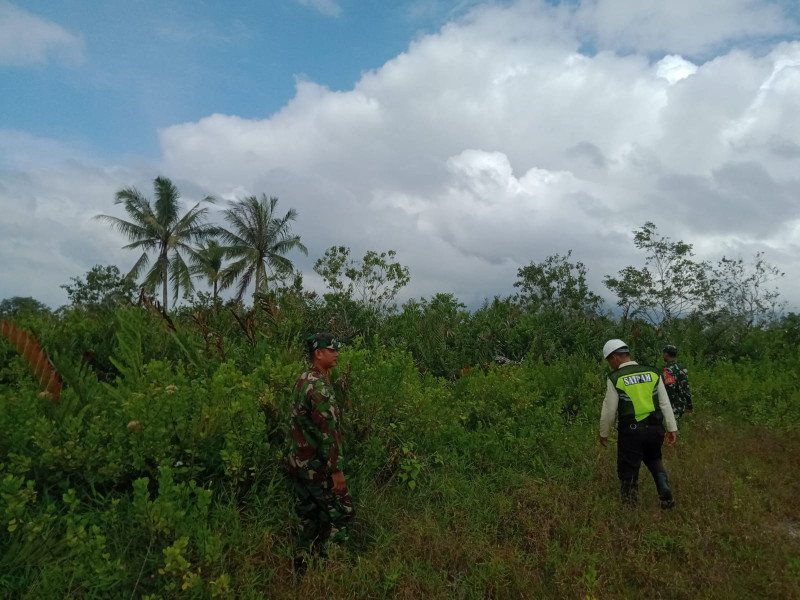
[313,247,411,341]
[94,175,217,308]
[0,296,50,317]
[1,301,799,597]
[387,293,470,377]
[60,264,137,310]
[605,221,715,325]
[314,246,410,314]
[190,241,231,306]
[218,194,308,300]
[514,251,602,316]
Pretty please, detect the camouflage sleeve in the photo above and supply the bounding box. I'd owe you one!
[307,380,342,474]
[678,366,693,409]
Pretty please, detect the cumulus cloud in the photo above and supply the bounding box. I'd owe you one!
[0,1,85,66]
[575,0,796,57]
[156,0,800,307]
[3,0,800,310]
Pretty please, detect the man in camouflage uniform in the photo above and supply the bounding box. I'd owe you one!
[288,332,354,557]
[662,344,693,427]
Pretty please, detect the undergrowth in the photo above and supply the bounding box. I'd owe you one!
[1,308,799,599]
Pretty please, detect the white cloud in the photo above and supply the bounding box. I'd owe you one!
[3,0,800,311]
[0,131,93,169]
[0,1,85,66]
[655,55,698,84]
[156,1,800,308]
[295,0,342,17]
[575,0,795,57]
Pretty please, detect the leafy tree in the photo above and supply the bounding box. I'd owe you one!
[190,241,230,306]
[514,251,602,316]
[60,265,137,309]
[0,296,50,317]
[314,246,410,314]
[388,293,468,377]
[219,195,308,301]
[311,247,410,342]
[602,266,654,323]
[604,222,714,325]
[463,296,524,365]
[779,312,800,349]
[95,176,216,308]
[712,252,784,329]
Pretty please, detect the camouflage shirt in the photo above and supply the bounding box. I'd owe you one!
[288,368,344,481]
[662,360,693,416]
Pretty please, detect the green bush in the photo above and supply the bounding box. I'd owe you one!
[2,298,799,598]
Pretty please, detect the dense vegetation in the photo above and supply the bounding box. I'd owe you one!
[1,180,799,599]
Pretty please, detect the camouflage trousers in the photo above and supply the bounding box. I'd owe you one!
[291,477,355,550]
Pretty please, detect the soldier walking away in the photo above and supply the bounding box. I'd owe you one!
[599,339,678,508]
[288,332,354,571]
[662,344,693,429]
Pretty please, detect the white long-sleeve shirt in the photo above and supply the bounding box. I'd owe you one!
[599,361,678,437]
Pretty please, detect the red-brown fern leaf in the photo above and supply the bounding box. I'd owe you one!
[0,320,62,400]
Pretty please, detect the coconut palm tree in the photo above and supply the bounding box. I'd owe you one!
[219,194,308,300]
[95,176,216,308]
[191,240,230,305]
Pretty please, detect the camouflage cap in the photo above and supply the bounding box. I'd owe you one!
[663,344,678,356]
[306,332,343,351]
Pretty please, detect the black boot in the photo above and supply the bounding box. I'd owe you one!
[654,472,674,509]
[293,554,308,578]
[620,478,638,506]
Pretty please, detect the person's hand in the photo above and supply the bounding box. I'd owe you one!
[599,436,608,447]
[331,470,347,495]
[665,431,677,446]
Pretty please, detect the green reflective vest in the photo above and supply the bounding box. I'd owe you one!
[608,364,662,425]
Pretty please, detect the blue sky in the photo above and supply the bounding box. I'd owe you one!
[3,0,496,158]
[2,0,800,310]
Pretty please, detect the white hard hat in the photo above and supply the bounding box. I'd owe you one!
[603,339,629,359]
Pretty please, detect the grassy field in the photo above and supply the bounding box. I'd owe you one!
[211,415,800,599]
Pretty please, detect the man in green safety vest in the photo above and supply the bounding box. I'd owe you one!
[599,339,678,508]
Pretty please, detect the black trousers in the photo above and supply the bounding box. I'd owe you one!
[617,421,666,480]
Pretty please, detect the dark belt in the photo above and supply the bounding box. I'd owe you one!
[620,412,662,430]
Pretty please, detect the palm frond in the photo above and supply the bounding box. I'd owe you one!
[217,228,248,249]
[266,254,294,275]
[153,176,181,228]
[220,256,250,283]
[127,252,151,282]
[170,251,194,306]
[122,238,158,252]
[234,265,255,301]
[93,215,150,242]
[271,235,308,256]
[140,261,163,294]
[174,202,210,234]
